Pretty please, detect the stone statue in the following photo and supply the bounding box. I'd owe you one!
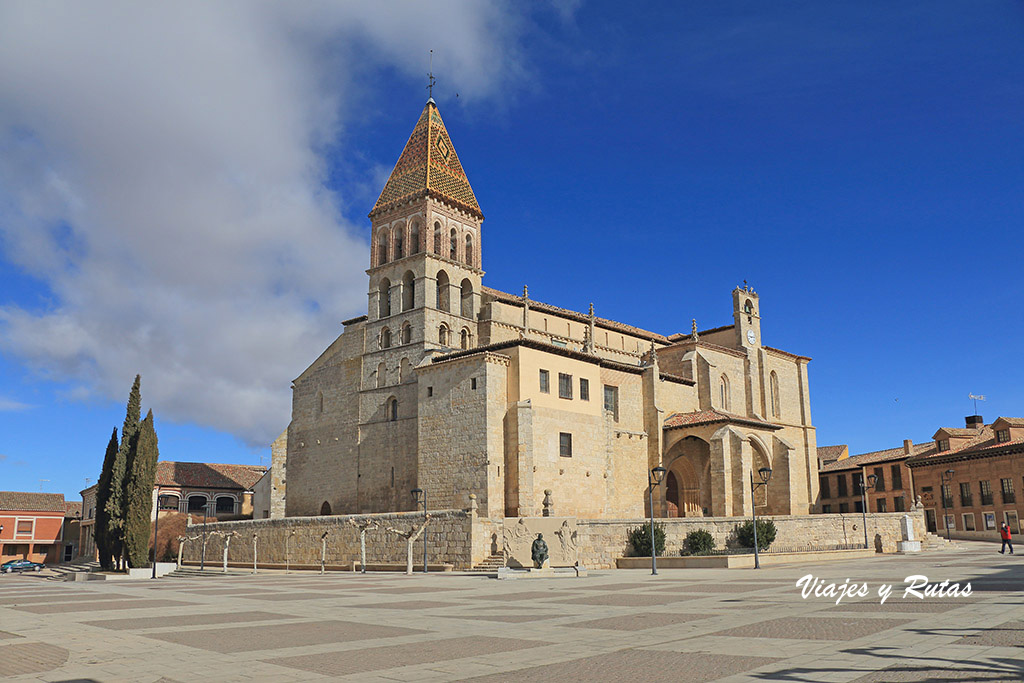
[531,533,549,568]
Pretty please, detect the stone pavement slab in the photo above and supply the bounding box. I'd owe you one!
[145,619,425,653]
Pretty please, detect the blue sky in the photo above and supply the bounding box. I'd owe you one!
[1,1,1022,500]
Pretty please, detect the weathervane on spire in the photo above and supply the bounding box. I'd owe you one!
[427,49,436,100]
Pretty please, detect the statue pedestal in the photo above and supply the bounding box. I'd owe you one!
[897,540,921,554]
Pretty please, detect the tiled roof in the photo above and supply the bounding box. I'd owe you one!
[663,409,781,431]
[369,101,482,219]
[155,462,266,491]
[909,421,1024,465]
[64,501,82,518]
[816,445,848,462]
[481,287,670,344]
[0,491,66,512]
[819,443,932,472]
[995,417,1024,428]
[935,427,979,438]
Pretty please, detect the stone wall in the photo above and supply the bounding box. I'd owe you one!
[576,511,927,569]
[180,509,478,569]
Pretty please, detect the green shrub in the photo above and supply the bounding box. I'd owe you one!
[627,522,666,556]
[681,529,716,556]
[735,519,777,550]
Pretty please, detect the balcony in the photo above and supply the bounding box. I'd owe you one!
[960,495,973,507]
[942,497,954,509]
[1002,492,1016,504]
[981,493,994,506]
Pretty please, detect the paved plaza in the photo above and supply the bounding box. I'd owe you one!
[0,541,1020,682]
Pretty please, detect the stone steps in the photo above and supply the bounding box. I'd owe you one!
[468,554,505,572]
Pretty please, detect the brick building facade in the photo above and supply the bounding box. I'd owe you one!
[285,99,821,522]
[0,492,68,565]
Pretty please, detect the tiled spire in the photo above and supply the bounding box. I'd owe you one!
[369,100,482,219]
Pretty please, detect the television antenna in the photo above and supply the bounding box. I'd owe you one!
[969,393,986,414]
[38,479,50,492]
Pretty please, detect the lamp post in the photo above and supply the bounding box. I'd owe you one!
[858,473,878,549]
[941,469,955,542]
[151,491,165,579]
[648,466,667,575]
[751,467,773,569]
[411,488,427,573]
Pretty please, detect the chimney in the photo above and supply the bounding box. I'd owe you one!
[903,439,913,455]
[965,415,984,430]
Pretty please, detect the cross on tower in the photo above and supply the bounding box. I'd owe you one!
[427,49,436,99]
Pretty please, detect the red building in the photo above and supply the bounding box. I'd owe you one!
[0,492,68,565]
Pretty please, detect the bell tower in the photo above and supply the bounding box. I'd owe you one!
[733,284,761,349]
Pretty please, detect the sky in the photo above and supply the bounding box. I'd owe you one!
[1,1,1022,500]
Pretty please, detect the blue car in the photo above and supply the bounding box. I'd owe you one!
[1,559,44,573]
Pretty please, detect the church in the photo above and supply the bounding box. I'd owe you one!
[284,98,820,522]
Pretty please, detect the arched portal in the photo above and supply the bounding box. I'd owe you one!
[664,436,712,517]
[320,501,332,516]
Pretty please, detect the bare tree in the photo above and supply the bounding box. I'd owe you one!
[347,518,379,574]
[385,515,431,575]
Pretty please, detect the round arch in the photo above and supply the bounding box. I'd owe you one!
[663,436,712,517]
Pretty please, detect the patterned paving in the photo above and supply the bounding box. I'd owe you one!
[0,540,1019,682]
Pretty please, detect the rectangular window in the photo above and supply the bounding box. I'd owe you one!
[427,386,433,397]
[839,502,849,513]
[558,373,573,399]
[876,498,887,513]
[1006,511,1020,534]
[980,480,993,506]
[1000,478,1015,504]
[559,432,572,457]
[15,520,32,535]
[936,439,950,452]
[539,369,550,394]
[854,499,864,513]
[837,474,848,498]
[603,385,619,422]
[822,504,832,513]
[894,496,906,512]
[996,429,1010,443]
[891,464,903,490]
[873,467,885,492]
[471,378,477,390]
[959,482,973,507]
[962,513,976,531]
[852,472,863,493]
[579,378,590,401]
[984,512,996,530]
[944,515,956,531]
[941,484,953,509]
[820,477,831,499]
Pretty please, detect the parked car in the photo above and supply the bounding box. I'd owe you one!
[1,559,45,573]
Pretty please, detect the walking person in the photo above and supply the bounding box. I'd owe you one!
[999,522,1013,555]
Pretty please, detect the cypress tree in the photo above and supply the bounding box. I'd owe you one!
[125,410,159,568]
[106,374,141,570]
[94,427,119,570]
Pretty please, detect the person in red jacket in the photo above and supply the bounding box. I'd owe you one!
[999,522,1013,555]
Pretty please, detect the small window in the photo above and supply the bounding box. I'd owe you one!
[558,373,573,399]
[471,378,477,390]
[962,513,976,531]
[984,512,996,530]
[539,369,550,394]
[1000,478,1015,503]
[401,324,412,345]
[579,378,590,401]
[15,520,32,535]
[559,432,573,457]
[876,498,887,513]
[936,439,949,452]
[603,385,619,421]
[996,429,1010,443]
[980,480,993,505]
[427,386,433,397]
[820,477,831,499]
[894,496,906,512]
[891,464,902,490]
[854,499,863,513]
[387,398,398,421]
[839,502,849,513]
[380,327,392,349]
[944,515,956,531]
[822,504,832,513]
[837,474,848,497]
[959,482,973,506]
[873,467,885,492]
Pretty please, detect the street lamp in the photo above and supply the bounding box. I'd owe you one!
[941,469,956,542]
[751,467,773,569]
[648,466,667,575]
[411,488,427,573]
[859,473,878,549]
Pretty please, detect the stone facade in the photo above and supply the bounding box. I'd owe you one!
[284,99,820,524]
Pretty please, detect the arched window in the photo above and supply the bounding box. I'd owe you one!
[719,374,730,411]
[770,371,780,418]
[187,495,208,513]
[387,397,398,421]
[438,323,450,346]
[380,327,392,349]
[461,328,470,349]
[377,361,386,388]
[320,501,332,516]
[215,496,235,514]
[377,232,388,266]
[401,271,415,311]
[410,221,420,254]
[460,278,474,318]
[433,221,442,254]
[401,322,412,345]
[449,228,458,260]
[393,224,404,259]
[378,278,391,318]
[399,357,411,383]
[465,234,474,267]
[436,270,450,312]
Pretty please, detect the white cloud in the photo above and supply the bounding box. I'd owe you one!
[0,397,32,411]
[0,1,535,446]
